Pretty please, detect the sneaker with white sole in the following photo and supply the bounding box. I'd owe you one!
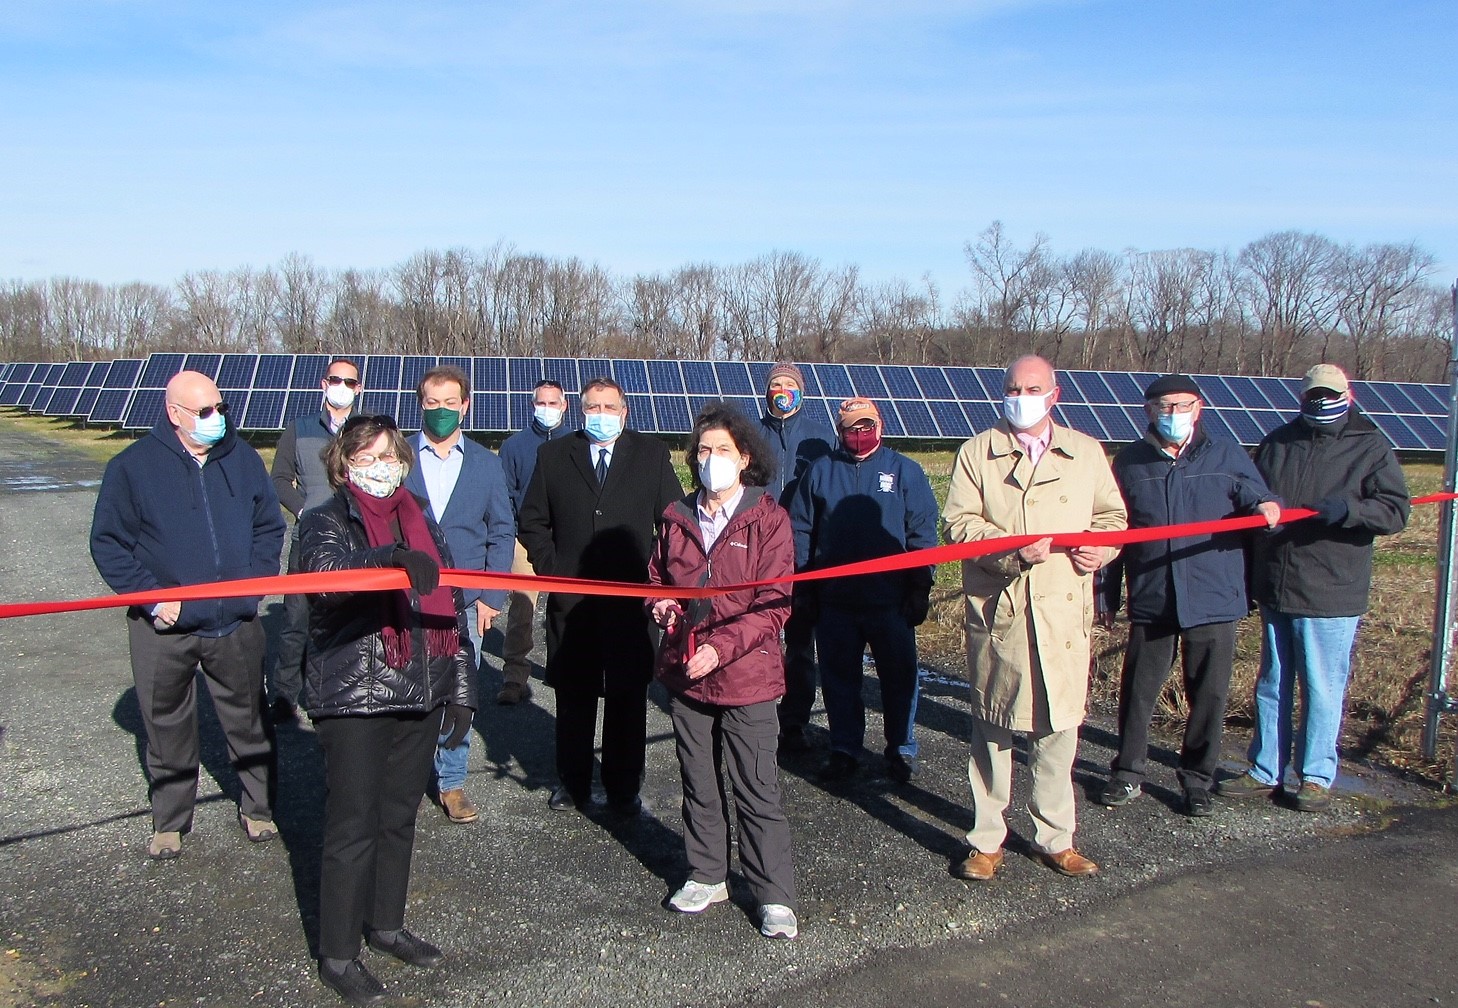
[759,903,798,939]
[668,880,728,913]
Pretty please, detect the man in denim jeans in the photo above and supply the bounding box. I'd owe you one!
[1219,364,1409,812]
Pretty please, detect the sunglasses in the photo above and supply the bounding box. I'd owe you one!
[340,413,398,433]
[325,376,361,388]
[174,401,229,420]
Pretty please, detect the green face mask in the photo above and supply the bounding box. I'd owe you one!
[422,406,462,439]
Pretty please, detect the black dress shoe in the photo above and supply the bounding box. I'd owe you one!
[318,958,386,1006]
[605,795,643,818]
[548,785,585,812]
[366,928,444,968]
[818,751,859,782]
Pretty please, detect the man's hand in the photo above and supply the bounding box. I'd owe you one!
[1256,501,1282,528]
[1068,544,1104,575]
[152,601,182,628]
[651,599,682,629]
[685,644,720,681]
[475,601,500,637]
[1018,537,1054,565]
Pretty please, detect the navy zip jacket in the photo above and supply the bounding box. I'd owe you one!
[91,418,286,637]
[499,416,566,516]
[758,408,838,508]
[1101,425,1278,628]
[790,443,939,609]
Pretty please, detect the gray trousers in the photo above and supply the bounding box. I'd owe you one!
[502,539,537,687]
[127,613,274,833]
[671,694,797,908]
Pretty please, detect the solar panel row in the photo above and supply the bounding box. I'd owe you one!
[0,355,1449,451]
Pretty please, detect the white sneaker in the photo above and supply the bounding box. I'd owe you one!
[667,879,728,913]
[759,903,798,939]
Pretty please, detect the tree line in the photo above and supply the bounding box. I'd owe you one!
[1,223,1451,382]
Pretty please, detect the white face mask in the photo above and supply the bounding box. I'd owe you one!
[324,383,357,409]
[534,405,564,429]
[1003,391,1052,430]
[347,460,405,498]
[698,454,740,494]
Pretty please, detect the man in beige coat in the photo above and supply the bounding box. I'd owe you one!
[942,355,1127,881]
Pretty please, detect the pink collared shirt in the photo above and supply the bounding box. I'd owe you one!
[1015,425,1053,467]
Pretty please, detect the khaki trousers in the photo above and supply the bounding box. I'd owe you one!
[502,539,539,686]
[966,717,1079,855]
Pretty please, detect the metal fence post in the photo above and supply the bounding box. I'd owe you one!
[1422,282,1458,790]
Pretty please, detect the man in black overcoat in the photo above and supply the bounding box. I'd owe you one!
[518,376,683,813]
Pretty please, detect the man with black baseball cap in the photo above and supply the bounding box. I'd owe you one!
[1097,374,1281,818]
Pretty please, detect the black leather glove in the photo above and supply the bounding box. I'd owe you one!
[902,586,932,627]
[440,704,473,749]
[1310,496,1349,526]
[392,547,440,594]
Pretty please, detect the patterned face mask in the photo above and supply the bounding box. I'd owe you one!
[1302,396,1349,425]
[347,459,405,498]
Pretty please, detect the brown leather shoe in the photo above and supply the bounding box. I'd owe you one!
[439,788,479,824]
[1039,847,1099,877]
[952,848,1004,881]
[496,682,533,705]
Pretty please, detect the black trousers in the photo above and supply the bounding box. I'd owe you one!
[126,614,274,833]
[672,695,796,907]
[554,683,648,805]
[1111,620,1237,792]
[775,602,819,732]
[269,535,307,704]
[315,711,438,961]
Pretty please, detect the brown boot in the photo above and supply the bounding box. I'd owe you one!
[439,788,479,824]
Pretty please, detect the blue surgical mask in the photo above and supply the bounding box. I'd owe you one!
[192,411,227,446]
[1155,410,1194,444]
[583,412,623,443]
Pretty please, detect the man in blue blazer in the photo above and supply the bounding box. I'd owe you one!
[403,365,516,824]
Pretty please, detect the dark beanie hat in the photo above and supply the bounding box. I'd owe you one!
[1143,374,1204,401]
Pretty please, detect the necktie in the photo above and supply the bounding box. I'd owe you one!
[595,448,608,486]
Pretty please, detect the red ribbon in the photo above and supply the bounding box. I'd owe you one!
[4,493,1453,621]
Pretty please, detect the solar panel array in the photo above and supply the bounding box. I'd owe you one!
[0,355,1449,451]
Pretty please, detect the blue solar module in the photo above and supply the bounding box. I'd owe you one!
[361,355,402,391]
[397,396,423,431]
[0,381,25,406]
[687,395,718,421]
[626,395,657,432]
[577,360,611,385]
[90,389,131,423]
[799,397,838,430]
[792,364,824,397]
[507,357,542,392]
[646,360,685,394]
[542,358,579,392]
[613,359,650,393]
[217,354,258,388]
[283,391,321,425]
[1056,376,1087,404]
[1373,414,1424,450]
[31,388,58,414]
[16,384,41,407]
[874,399,905,437]
[964,400,1001,433]
[182,353,223,380]
[1403,414,1446,450]
[401,356,435,392]
[1101,372,1144,402]
[359,391,399,418]
[1251,410,1285,436]
[713,362,754,396]
[1057,404,1106,441]
[1254,377,1301,411]
[1401,383,1447,414]
[655,396,692,433]
[254,354,294,388]
[123,389,166,429]
[508,393,532,432]
[881,366,922,399]
[44,388,82,416]
[897,399,938,437]
[138,353,185,388]
[725,396,760,422]
[1195,376,1241,409]
[1067,371,1116,403]
[747,361,772,392]
[468,357,505,394]
[911,366,954,400]
[75,388,100,417]
[929,399,971,438]
[103,359,143,388]
[682,361,719,394]
[59,361,92,385]
[471,393,510,431]
[290,355,329,389]
[242,390,286,430]
[1093,405,1142,442]
[811,364,854,399]
[846,365,889,399]
[1201,409,1247,444]
[1226,375,1280,410]
[975,368,1008,398]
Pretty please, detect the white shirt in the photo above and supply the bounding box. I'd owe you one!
[416,434,464,521]
[696,485,744,553]
[592,444,613,474]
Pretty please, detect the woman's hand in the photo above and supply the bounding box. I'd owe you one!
[684,644,720,681]
[652,599,682,629]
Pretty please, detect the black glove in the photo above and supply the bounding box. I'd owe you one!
[392,547,440,594]
[440,704,473,749]
[902,586,932,627]
[1310,496,1348,526]
[791,584,819,623]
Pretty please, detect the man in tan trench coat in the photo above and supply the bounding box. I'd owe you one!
[942,355,1127,881]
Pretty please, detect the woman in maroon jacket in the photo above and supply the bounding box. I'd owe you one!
[647,402,799,940]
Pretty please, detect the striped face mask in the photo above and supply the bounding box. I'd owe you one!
[1302,396,1349,425]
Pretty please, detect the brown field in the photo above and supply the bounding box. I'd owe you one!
[3,412,1452,784]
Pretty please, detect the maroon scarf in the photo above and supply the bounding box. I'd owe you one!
[346,483,459,669]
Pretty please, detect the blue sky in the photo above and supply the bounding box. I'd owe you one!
[3,0,1455,290]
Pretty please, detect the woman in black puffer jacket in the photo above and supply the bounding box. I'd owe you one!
[298,414,477,1007]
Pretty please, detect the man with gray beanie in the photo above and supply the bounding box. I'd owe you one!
[757,362,837,751]
[1097,374,1281,818]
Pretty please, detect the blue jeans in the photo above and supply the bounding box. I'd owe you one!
[814,604,919,760]
[434,613,484,791]
[1248,606,1361,789]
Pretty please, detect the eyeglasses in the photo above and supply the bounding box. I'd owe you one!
[349,452,401,466]
[1152,400,1199,415]
[174,401,229,419]
[325,376,360,388]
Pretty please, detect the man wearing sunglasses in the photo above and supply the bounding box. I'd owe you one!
[91,369,286,860]
[269,358,362,726]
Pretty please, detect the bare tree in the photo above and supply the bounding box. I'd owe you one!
[1063,248,1125,369]
[274,253,328,353]
[1237,230,1342,374]
[1331,241,1436,379]
[963,221,1051,361]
